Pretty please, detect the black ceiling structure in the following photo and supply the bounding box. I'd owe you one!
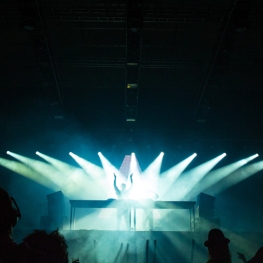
[1,0,263,157]
[1,0,263,235]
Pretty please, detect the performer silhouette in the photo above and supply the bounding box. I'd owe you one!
[143,190,159,231]
[113,173,133,230]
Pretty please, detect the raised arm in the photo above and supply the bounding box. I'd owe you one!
[114,174,121,196]
[130,173,133,184]
[126,174,134,195]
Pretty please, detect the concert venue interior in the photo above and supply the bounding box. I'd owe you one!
[1,0,263,262]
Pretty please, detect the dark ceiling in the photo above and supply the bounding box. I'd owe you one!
[1,0,263,234]
[1,0,263,157]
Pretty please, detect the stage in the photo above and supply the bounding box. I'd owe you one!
[69,199,196,231]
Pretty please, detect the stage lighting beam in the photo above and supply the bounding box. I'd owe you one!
[207,160,263,195]
[169,153,226,200]
[0,157,55,189]
[185,153,258,199]
[159,153,197,199]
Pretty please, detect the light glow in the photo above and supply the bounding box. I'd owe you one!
[207,160,263,195]
[98,152,122,198]
[185,153,259,199]
[0,156,55,189]
[139,152,164,200]
[159,153,197,200]
[36,151,104,199]
[166,153,226,200]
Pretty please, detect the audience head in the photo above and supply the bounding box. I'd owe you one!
[0,187,21,236]
[23,229,69,263]
[204,228,230,248]
[204,228,231,263]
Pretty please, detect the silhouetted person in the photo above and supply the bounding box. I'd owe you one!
[22,229,69,263]
[0,187,26,263]
[142,190,159,231]
[113,173,133,230]
[0,187,73,263]
[114,173,133,199]
[238,247,263,263]
[204,228,231,263]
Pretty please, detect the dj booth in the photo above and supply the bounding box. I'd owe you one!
[69,199,196,231]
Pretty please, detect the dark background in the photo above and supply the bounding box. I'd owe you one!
[0,0,263,233]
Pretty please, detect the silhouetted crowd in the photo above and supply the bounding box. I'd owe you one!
[0,187,79,263]
[0,187,262,263]
[204,228,263,263]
